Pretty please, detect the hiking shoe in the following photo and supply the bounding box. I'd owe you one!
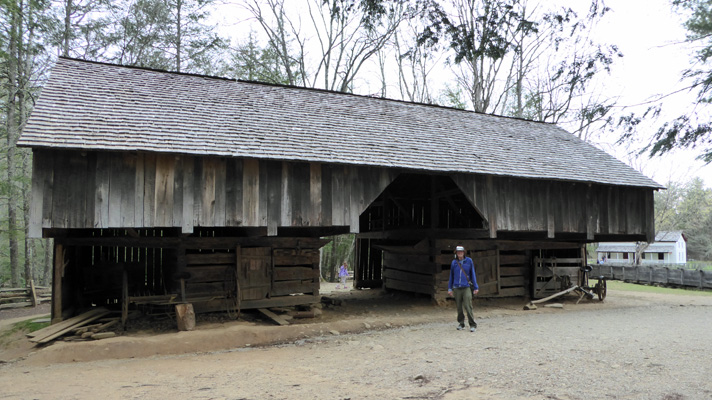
[457,324,465,330]
[470,326,476,332]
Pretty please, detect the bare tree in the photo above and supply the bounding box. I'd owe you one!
[517,1,620,140]
[244,0,414,92]
[390,19,440,103]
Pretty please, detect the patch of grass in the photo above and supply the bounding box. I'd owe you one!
[608,280,712,297]
[12,318,50,333]
[0,318,50,347]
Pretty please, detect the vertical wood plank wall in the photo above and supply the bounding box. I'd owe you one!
[30,149,655,240]
[29,149,398,236]
[452,173,654,240]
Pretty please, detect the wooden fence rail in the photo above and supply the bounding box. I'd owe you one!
[0,281,51,310]
[590,264,712,290]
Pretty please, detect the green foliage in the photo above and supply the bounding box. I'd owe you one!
[49,0,229,74]
[607,280,712,296]
[319,234,356,282]
[654,177,712,261]
[226,31,294,84]
[12,318,50,333]
[621,0,712,163]
[439,84,468,110]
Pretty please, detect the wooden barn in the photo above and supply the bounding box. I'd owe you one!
[19,58,662,323]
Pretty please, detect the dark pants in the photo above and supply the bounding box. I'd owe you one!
[454,287,476,327]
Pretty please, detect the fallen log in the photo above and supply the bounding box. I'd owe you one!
[292,310,317,319]
[91,332,116,340]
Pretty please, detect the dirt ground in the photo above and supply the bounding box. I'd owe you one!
[1,282,712,400]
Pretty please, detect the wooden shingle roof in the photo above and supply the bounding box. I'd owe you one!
[19,58,662,188]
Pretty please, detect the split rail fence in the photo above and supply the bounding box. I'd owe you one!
[590,264,712,290]
[0,281,51,310]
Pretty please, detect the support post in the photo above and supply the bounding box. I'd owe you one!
[175,303,195,331]
[29,279,38,307]
[52,244,64,324]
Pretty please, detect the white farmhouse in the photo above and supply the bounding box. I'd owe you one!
[596,231,687,265]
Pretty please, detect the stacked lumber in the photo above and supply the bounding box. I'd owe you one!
[28,308,115,345]
[0,281,51,310]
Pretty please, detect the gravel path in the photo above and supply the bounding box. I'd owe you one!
[1,289,711,400]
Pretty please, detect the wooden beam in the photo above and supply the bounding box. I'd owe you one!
[182,156,195,233]
[547,182,555,238]
[176,303,196,331]
[430,176,439,229]
[54,236,330,250]
[644,189,655,243]
[257,308,290,326]
[586,184,595,241]
[52,244,64,323]
[29,151,45,238]
[29,280,38,307]
[487,176,497,238]
[357,228,490,240]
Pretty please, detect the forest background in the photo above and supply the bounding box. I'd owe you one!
[1,0,711,287]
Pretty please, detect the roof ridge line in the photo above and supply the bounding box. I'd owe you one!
[57,56,558,127]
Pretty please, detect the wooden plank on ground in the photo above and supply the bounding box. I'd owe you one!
[257,308,290,326]
[29,308,111,343]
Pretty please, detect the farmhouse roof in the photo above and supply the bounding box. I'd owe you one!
[18,58,662,188]
[596,242,676,254]
[595,231,685,253]
[655,231,685,243]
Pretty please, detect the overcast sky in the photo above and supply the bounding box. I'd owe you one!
[589,0,712,188]
[216,0,712,188]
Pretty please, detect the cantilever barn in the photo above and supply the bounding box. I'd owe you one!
[19,58,662,323]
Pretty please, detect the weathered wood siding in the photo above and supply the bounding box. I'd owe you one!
[31,149,655,241]
[452,173,655,241]
[30,149,397,237]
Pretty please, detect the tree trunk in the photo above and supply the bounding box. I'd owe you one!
[22,151,33,285]
[176,0,182,72]
[328,236,337,283]
[43,239,53,286]
[6,0,21,286]
[20,1,36,286]
[63,0,72,56]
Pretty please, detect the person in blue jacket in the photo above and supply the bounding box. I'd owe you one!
[448,245,479,332]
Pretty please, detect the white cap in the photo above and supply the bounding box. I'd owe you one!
[455,246,465,252]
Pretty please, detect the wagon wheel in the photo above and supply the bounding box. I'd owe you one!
[595,278,607,301]
[224,267,241,320]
